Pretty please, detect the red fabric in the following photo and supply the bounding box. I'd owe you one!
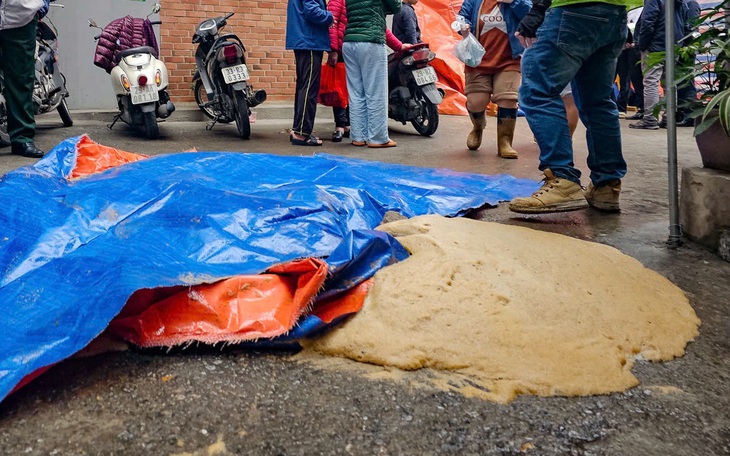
[319,63,349,108]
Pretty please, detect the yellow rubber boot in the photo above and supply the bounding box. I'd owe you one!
[497,116,518,159]
[467,111,486,151]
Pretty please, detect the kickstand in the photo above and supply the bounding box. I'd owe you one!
[107,113,122,130]
[205,118,218,131]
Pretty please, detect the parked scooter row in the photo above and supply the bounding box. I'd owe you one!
[5,3,442,144]
[1,0,72,147]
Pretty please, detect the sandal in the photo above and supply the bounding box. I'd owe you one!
[367,139,397,148]
[351,140,367,147]
[332,129,344,142]
[291,134,323,146]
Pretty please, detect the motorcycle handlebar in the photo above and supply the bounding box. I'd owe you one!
[224,12,234,20]
[149,21,162,26]
[94,35,101,41]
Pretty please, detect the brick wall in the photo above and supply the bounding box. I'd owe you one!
[160,0,295,103]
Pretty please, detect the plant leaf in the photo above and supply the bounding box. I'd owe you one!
[719,94,730,137]
[694,110,720,137]
[703,90,730,121]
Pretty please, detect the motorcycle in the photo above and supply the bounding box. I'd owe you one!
[387,43,443,137]
[1,0,72,147]
[89,3,174,139]
[192,11,267,139]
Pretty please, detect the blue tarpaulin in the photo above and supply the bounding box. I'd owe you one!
[0,136,539,401]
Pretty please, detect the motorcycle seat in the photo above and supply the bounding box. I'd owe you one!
[115,46,159,63]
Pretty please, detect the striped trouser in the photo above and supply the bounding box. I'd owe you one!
[342,41,389,144]
[292,49,324,137]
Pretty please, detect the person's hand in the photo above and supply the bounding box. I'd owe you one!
[515,6,547,48]
[460,23,471,36]
[327,51,338,67]
[401,43,414,51]
[514,31,537,48]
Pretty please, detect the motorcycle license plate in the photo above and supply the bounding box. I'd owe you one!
[412,67,438,86]
[222,64,250,83]
[130,84,159,105]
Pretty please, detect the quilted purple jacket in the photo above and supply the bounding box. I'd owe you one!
[93,16,159,73]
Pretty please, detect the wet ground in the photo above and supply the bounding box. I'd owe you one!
[1,108,728,455]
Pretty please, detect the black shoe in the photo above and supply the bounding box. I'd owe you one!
[678,117,695,127]
[11,142,44,158]
[332,129,344,142]
[626,111,644,120]
[629,118,660,130]
[659,117,667,129]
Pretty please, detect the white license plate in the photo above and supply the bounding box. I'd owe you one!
[413,66,438,86]
[222,64,249,83]
[130,84,159,105]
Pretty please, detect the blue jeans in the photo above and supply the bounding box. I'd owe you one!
[519,4,628,185]
[342,41,390,144]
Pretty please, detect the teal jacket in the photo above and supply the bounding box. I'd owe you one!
[344,0,402,44]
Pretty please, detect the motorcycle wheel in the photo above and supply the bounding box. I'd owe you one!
[142,111,159,139]
[58,98,73,127]
[233,90,250,139]
[0,123,9,147]
[410,89,439,137]
[194,80,217,120]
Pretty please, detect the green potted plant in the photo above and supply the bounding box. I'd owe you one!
[675,1,730,170]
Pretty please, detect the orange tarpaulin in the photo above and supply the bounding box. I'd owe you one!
[415,0,468,115]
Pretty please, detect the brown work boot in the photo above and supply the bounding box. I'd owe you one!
[509,169,588,214]
[584,180,621,212]
[497,117,518,159]
[467,110,486,150]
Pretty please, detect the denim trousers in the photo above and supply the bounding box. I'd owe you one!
[342,41,389,144]
[519,4,628,185]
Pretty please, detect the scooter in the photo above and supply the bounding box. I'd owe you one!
[387,43,443,137]
[192,11,267,139]
[1,0,72,147]
[89,3,174,139]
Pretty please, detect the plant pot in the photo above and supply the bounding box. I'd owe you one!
[695,118,730,172]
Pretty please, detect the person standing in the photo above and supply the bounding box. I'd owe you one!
[392,0,421,45]
[327,0,406,142]
[509,0,640,214]
[342,0,402,148]
[629,0,691,130]
[286,0,333,146]
[457,0,532,159]
[0,0,46,158]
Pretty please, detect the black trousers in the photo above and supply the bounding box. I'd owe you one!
[615,47,643,112]
[292,50,323,137]
[0,18,37,144]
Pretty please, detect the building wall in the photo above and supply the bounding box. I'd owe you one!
[160,0,296,103]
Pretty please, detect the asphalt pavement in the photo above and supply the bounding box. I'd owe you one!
[0,105,728,456]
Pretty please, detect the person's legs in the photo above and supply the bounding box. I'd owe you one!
[343,42,367,145]
[291,50,324,141]
[630,53,662,128]
[357,42,391,146]
[626,47,645,119]
[493,70,521,159]
[615,49,631,115]
[563,93,579,137]
[0,19,38,147]
[464,71,493,151]
[332,106,348,141]
[511,3,627,213]
[572,38,627,187]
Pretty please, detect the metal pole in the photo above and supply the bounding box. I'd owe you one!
[666,0,683,247]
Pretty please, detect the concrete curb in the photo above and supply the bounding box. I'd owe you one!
[68,103,335,122]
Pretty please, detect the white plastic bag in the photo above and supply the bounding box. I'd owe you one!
[454,33,485,68]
